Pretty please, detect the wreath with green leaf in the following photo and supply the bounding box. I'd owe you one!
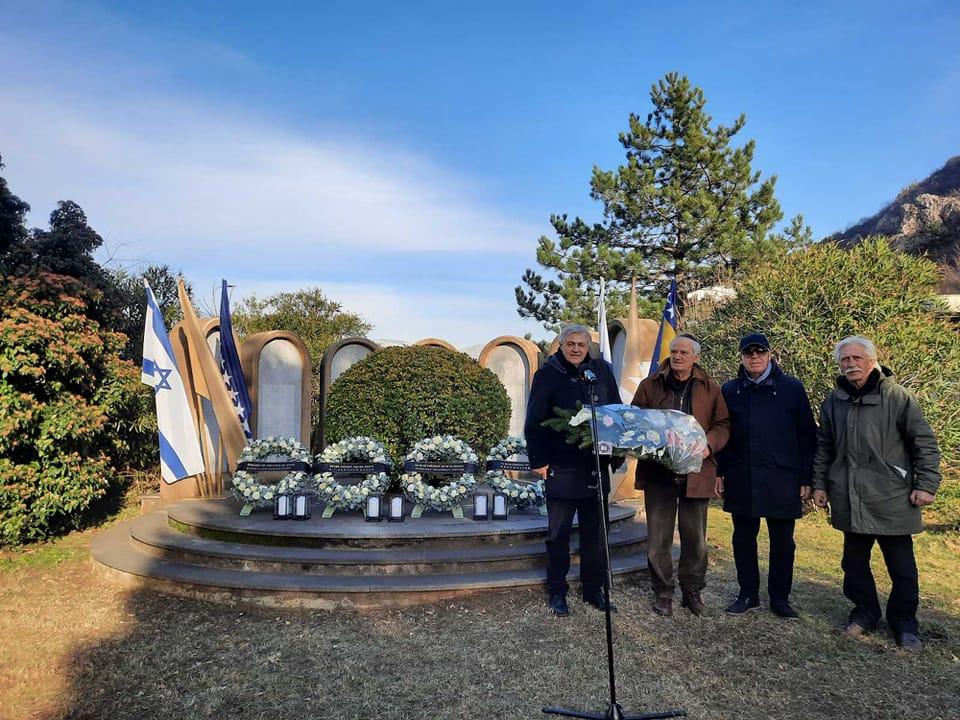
[484,436,545,509]
[314,436,392,513]
[231,437,312,508]
[401,435,478,515]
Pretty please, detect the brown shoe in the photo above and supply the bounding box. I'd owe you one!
[652,597,673,617]
[837,621,869,637]
[681,590,706,616]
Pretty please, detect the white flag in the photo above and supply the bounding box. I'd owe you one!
[597,279,612,363]
[141,281,205,484]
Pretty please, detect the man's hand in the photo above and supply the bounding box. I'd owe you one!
[532,465,549,480]
[812,489,828,508]
[701,446,711,459]
[910,489,936,507]
[714,476,724,497]
[800,485,812,501]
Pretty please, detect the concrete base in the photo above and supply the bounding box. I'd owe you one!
[92,498,650,609]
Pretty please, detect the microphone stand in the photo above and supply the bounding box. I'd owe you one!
[543,371,686,720]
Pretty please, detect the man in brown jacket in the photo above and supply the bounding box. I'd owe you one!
[632,334,730,616]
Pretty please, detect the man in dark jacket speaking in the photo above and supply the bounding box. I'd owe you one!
[525,324,621,616]
[812,335,940,651]
[716,333,817,619]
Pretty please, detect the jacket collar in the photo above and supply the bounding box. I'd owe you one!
[653,357,709,384]
[833,365,894,404]
[546,351,587,377]
[737,360,782,387]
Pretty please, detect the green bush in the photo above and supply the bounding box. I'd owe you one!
[0,273,155,545]
[694,238,960,478]
[324,346,511,469]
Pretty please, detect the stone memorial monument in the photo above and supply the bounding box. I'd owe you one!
[413,337,458,352]
[163,317,229,503]
[477,336,542,437]
[240,331,312,446]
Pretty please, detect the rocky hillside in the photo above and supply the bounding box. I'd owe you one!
[830,156,960,289]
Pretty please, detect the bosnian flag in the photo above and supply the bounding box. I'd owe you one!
[218,280,253,439]
[647,278,678,376]
[141,281,205,484]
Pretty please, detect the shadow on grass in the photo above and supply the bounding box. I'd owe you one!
[37,515,960,720]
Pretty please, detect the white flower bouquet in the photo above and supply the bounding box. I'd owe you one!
[550,404,709,475]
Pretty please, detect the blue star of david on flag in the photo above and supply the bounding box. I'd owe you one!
[142,358,174,391]
[141,280,205,484]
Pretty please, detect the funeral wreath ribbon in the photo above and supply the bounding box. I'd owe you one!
[401,435,478,517]
[232,436,312,511]
[314,436,392,516]
[484,435,545,510]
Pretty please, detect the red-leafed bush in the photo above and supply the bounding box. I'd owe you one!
[0,273,154,545]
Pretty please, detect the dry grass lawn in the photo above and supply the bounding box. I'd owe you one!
[1,506,958,720]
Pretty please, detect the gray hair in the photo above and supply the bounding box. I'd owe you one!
[670,334,701,356]
[833,335,878,364]
[558,324,592,344]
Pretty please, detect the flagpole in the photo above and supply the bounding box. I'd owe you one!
[197,407,215,498]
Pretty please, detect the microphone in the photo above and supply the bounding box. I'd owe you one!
[580,367,597,383]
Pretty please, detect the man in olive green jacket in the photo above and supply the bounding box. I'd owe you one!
[812,336,940,651]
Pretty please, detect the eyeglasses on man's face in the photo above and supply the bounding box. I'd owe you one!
[741,347,769,357]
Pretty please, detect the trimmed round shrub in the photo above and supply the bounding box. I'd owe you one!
[324,346,511,468]
[694,238,960,475]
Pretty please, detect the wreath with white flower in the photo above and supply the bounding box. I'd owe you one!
[401,435,479,516]
[314,436,392,515]
[231,436,313,509]
[232,470,309,508]
[484,435,545,509]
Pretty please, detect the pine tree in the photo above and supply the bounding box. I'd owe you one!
[516,73,806,331]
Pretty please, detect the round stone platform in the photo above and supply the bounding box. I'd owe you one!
[92,498,650,608]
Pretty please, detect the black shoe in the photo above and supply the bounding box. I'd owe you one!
[771,601,800,620]
[896,632,922,651]
[582,590,617,613]
[548,593,569,616]
[724,596,761,615]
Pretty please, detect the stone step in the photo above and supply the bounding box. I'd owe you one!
[91,521,649,609]
[166,498,642,549]
[129,512,648,576]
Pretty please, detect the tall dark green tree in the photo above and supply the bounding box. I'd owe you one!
[0,154,31,270]
[516,73,808,331]
[29,201,110,285]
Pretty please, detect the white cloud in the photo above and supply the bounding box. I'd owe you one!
[0,16,550,348]
[196,276,546,348]
[0,85,538,260]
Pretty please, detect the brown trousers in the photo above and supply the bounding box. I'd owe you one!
[644,477,709,598]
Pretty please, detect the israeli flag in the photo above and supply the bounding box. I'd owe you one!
[141,281,205,484]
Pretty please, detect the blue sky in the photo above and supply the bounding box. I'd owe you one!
[2,1,958,346]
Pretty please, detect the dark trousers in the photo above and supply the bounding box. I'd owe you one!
[545,495,607,596]
[842,532,919,635]
[644,478,709,598]
[731,514,796,604]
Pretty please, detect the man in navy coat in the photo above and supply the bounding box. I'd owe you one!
[716,333,817,618]
[525,324,621,616]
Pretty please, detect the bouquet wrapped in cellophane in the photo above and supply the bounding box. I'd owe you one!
[542,403,708,475]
